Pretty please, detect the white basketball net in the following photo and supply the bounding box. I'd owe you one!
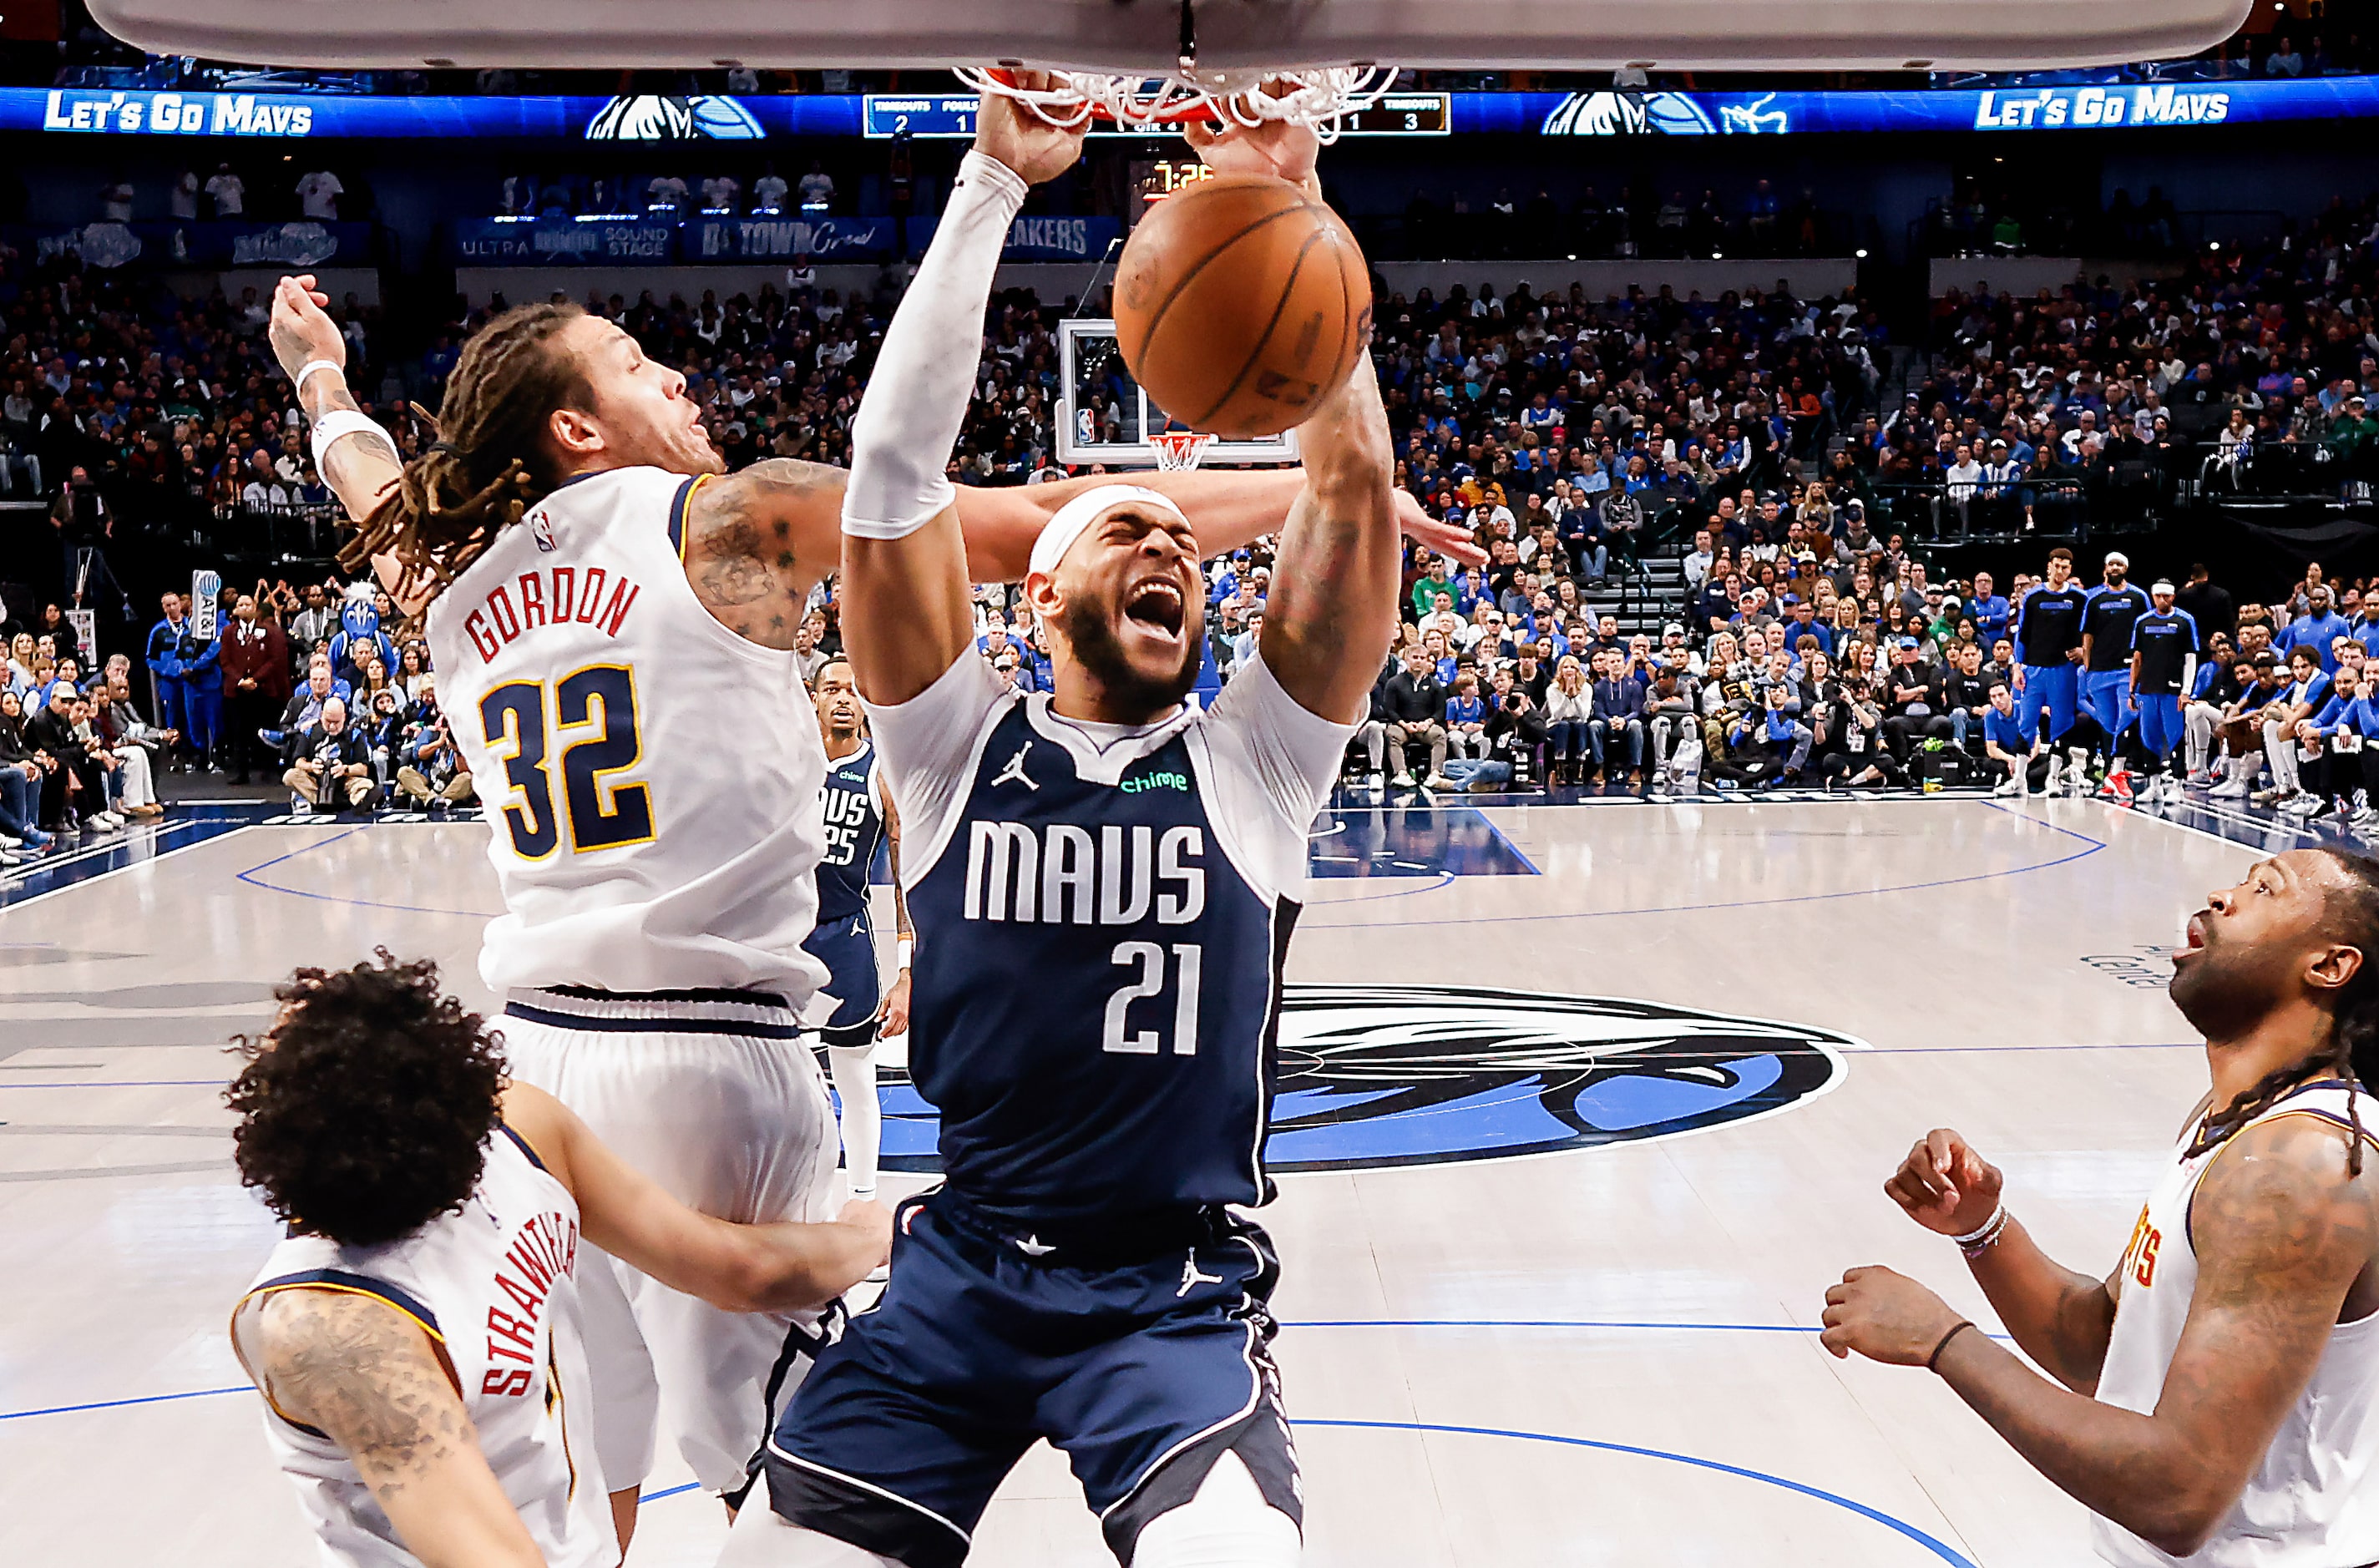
[952,65,1399,143]
[1149,430,1217,471]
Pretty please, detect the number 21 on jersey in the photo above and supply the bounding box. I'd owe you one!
[479,664,655,858]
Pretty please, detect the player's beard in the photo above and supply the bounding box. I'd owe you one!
[1055,592,1201,724]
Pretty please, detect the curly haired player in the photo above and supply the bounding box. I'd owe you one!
[226,953,889,1568]
[1824,847,2379,1566]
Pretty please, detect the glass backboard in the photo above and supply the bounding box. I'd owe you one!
[1056,318,1299,468]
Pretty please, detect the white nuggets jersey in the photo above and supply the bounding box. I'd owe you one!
[231,1127,615,1568]
[426,466,828,999]
[2093,1078,2379,1568]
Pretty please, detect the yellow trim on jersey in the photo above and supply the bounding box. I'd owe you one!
[555,662,657,856]
[672,473,712,561]
[229,1280,464,1432]
[2260,1105,2379,1155]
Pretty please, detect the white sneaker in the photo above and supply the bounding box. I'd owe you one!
[1390,772,1415,788]
[288,798,315,816]
[89,812,124,831]
[1423,773,1453,791]
[2043,761,2064,795]
[0,832,18,850]
[2210,764,2252,798]
[1993,775,2025,797]
[1365,772,1384,792]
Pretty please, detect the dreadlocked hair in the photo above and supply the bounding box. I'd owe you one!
[338,301,594,599]
[2185,846,2379,1176]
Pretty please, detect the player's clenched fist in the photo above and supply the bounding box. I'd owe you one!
[1820,1266,1970,1366]
[1884,1127,2003,1237]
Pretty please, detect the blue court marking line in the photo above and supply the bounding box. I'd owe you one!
[0,1385,248,1421]
[640,1481,701,1503]
[1303,804,2106,931]
[1305,870,1456,903]
[1475,809,1544,874]
[0,1319,2013,1424]
[234,828,504,919]
[1297,1419,1978,1567]
[0,817,262,914]
[0,1080,227,1088]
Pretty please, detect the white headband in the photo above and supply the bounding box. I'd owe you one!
[1028,484,1187,579]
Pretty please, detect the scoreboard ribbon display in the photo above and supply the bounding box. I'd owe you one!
[6,79,2377,140]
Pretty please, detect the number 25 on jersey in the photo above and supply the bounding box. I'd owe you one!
[479,665,655,858]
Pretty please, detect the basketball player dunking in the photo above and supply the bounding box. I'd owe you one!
[722,99,1398,1567]
[805,658,909,1221]
[262,271,1462,1540]
[228,954,888,1568]
[1825,847,2379,1565]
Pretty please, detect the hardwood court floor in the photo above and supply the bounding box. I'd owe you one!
[0,796,2266,1566]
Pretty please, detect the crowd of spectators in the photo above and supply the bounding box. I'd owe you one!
[9,172,2379,855]
[0,572,468,856]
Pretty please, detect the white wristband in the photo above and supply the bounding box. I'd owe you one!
[897,938,914,969]
[311,410,392,478]
[1951,1201,2009,1256]
[296,359,345,394]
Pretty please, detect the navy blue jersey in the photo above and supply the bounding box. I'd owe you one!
[2080,584,2152,672]
[814,741,886,928]
[905,703,1290,1232]
[2015,584,2089,666]
[2128,609,2201,695]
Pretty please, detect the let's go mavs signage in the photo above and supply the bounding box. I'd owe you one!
[872,984,1850,1174]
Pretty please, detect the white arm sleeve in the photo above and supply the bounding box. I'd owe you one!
[841,151,1026,540]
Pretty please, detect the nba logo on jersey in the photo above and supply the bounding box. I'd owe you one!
[530,513,558,553]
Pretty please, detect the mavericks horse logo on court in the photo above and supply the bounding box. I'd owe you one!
[873,983,1850,1173]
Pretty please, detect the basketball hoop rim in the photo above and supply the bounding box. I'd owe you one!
[1150,430,1218,471]
[955,63,1400,141]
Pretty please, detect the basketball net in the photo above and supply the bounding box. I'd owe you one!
[1149,430,1217,472]
[954,64,1397,143]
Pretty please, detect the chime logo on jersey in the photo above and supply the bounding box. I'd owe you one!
[869,983,1850,1173]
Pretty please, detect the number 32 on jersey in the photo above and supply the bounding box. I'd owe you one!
[478,664,654,858]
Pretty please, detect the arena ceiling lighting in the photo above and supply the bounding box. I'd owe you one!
[84,0,2251,74]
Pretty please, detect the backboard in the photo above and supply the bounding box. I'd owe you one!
[87,0,2252,76]
[1056,318,1298,470]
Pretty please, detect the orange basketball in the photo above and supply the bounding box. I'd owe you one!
[1111,173,1371,440]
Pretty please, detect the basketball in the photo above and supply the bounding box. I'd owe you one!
[1111,172,1371,440]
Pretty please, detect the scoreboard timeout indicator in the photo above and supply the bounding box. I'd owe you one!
[862,92,1449,139]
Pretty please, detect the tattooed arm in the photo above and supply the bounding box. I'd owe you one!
[1189,119,1399,723]
[681,459,1471,655]
[1826,1113,2379,1558]
[250,1288,544,1567]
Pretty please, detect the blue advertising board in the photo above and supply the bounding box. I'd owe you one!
[4,78,2374,142]
[686,215,899,260]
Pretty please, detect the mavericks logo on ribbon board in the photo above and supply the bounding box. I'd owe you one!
[873,983,1850,1173]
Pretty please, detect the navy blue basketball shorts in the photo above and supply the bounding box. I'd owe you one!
[800,915,881,1050]
[760,1191,1302,1568]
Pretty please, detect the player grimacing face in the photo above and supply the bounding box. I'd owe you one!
[1034,503,1204,723]
[552,316,726,480]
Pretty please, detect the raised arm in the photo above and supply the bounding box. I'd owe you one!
[835,89,1086,704]
[266,276,417,609]
[505,1083,887,1314]
[245,1289,544,1568]
[1187,119,1400,723]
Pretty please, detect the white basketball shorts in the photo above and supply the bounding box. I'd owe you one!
[499,986,842,1497]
